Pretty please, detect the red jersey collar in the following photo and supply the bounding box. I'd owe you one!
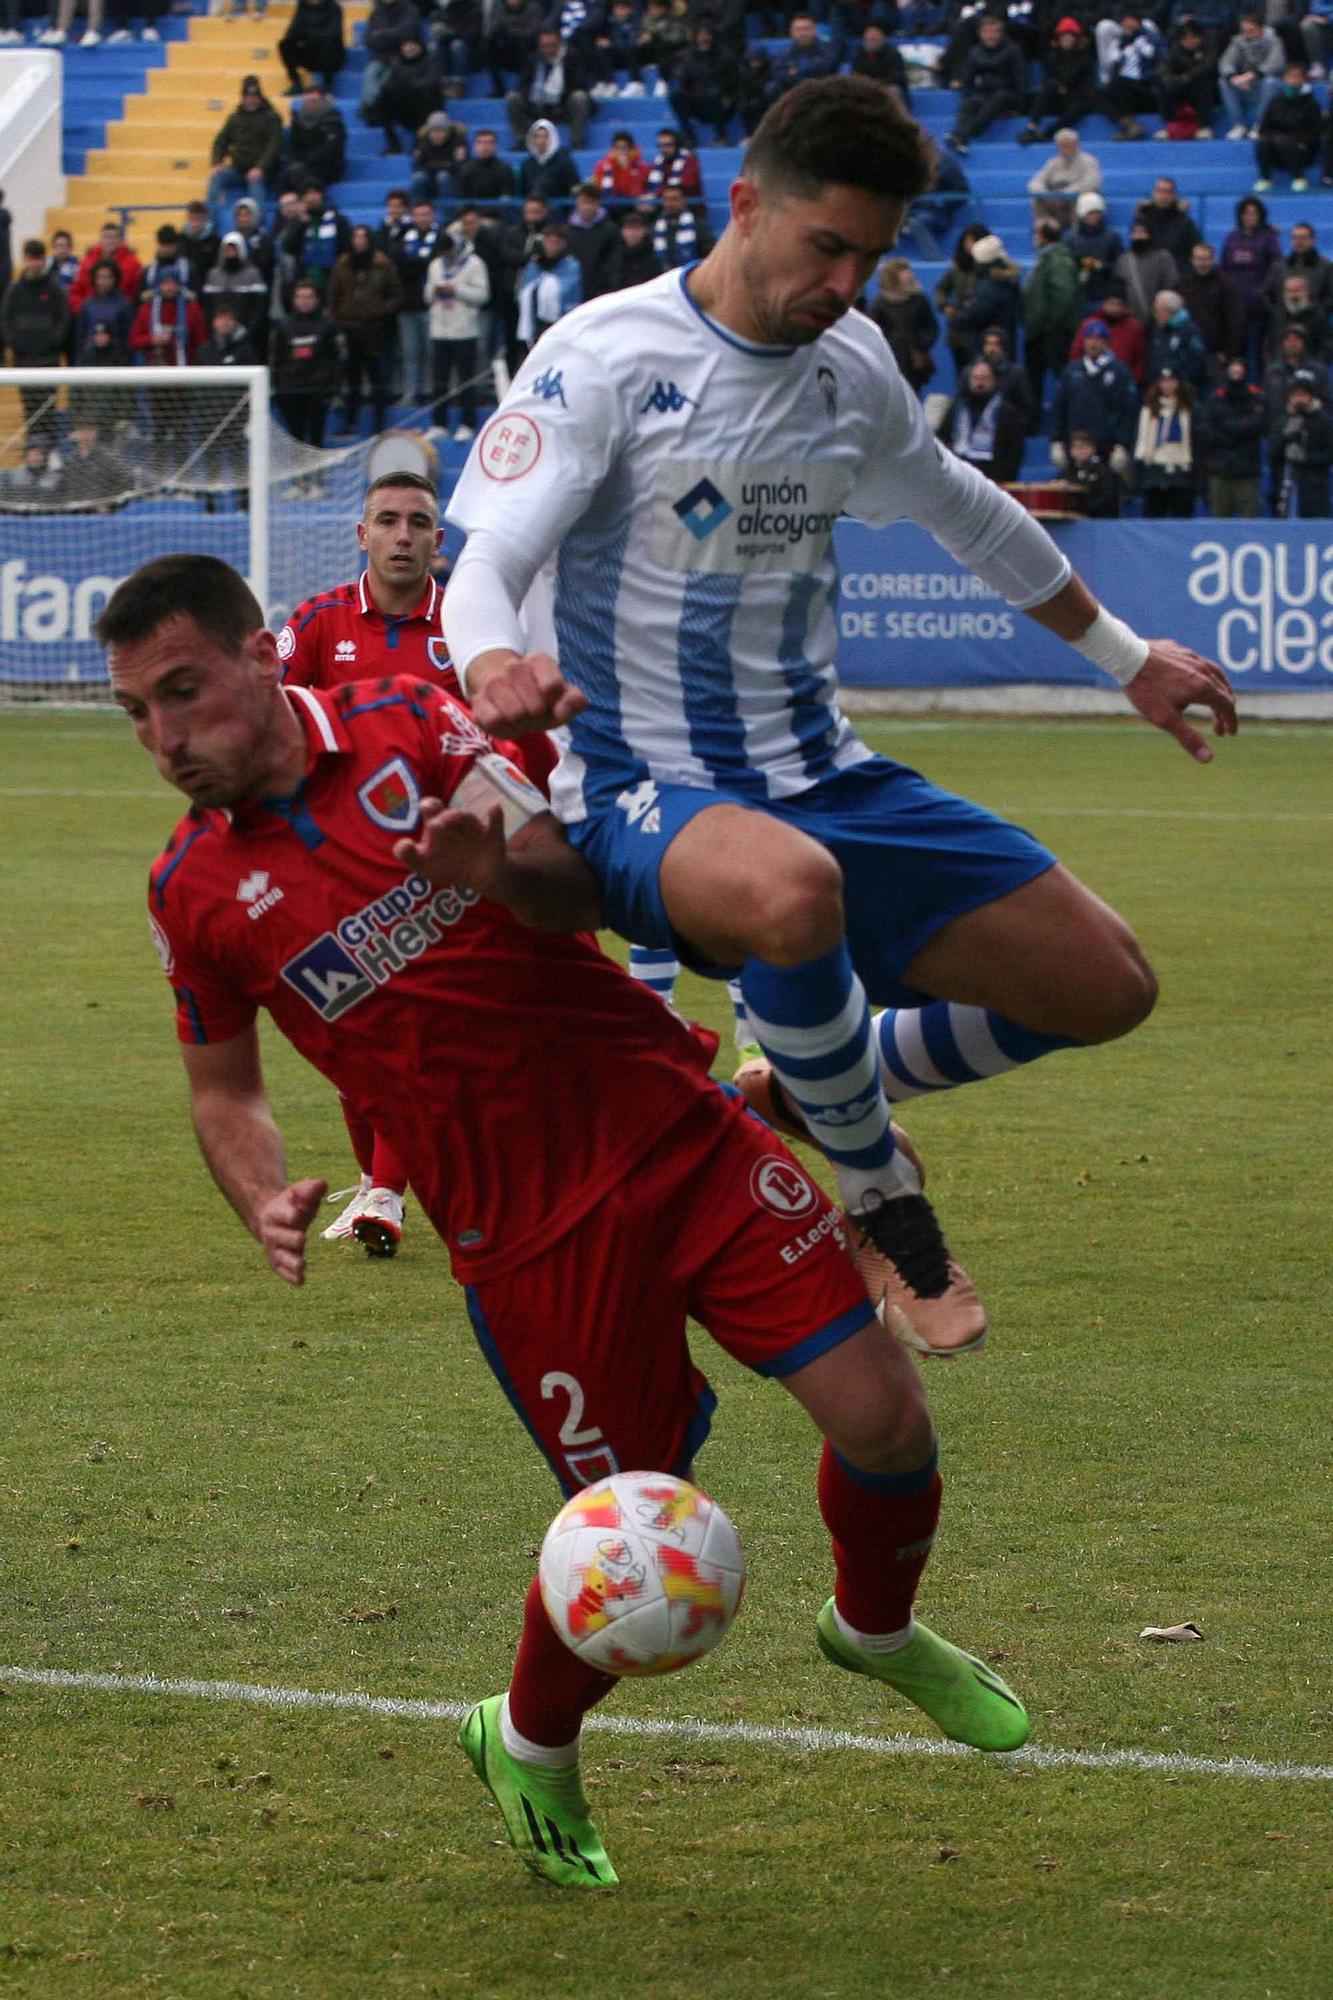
[356,570,440,625]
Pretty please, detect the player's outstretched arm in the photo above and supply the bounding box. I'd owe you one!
[465,648,588,739]
[395,800,603,933]
[182,1032,327,1286]
[1026,576,1238,763]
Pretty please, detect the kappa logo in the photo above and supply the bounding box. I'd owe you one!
[357,756,421,832]
[672,477,733,542]
[529,365,567,406]
[749,1157,818,1220]
[236,869,284,920]
[641,380,698,416]
[615,778,661,835]
[334,639,357,661]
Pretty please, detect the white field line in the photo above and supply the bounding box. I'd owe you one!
[2,1666,1329,1785]
[3,785,1333,825]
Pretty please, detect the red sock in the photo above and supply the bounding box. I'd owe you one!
[339,1097,377,1178]
[369,1130,409,1197]
[507,1577,619,1747]
[817,1440,942,1635]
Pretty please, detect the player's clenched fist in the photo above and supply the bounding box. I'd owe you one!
[254,1177,328,1286]
[469,650,587,737]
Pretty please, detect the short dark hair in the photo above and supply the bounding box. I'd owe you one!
[474,125,496,140]
[386,185,410,203]
[22,237,44,259]
[96,555,263,655]
[744,76,936,203]
[364,470,439,507]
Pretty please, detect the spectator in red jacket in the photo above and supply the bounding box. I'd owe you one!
[129,271,207,365]
[593,130,648,200]
[1070,287,1148,382]
[68,222,145,313]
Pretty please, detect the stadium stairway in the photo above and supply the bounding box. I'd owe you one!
[45,4,367,258]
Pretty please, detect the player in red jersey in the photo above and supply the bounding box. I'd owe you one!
[278,469,558,1254]
[101,554,1030,1893]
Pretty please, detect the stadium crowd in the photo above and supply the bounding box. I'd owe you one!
[4,0,1333,514]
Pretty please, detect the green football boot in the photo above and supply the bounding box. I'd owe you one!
[457,1695,619,1890]
[816,1602,1030,1752]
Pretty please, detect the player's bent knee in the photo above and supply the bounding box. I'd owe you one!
[1078,944,1159,1044]
[822,1379,935,1479]
[741,851,845,965]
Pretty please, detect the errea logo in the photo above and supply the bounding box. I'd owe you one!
[237,870,284,921]
[334,639,357,661]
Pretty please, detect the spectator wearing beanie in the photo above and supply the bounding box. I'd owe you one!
[411,112,463,201]
[1070,289,1144,379]
[1064,190,1123,304]
[1019,22,1097,146]
[1026,126,1102,222]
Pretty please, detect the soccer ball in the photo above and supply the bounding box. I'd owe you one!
[538,1471,746,1678]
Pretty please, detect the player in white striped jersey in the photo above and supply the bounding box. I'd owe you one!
[443,77,1236,1356]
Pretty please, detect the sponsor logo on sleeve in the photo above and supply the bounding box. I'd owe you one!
[749,1156,818,1219]
[478,411,543,482]
[528,366,567,406]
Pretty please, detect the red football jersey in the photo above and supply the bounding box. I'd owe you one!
[147,677,720,1281]
[278,573,456,694]
[277,571,558,794]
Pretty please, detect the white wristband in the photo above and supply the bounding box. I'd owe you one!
[1071,608,1151,688]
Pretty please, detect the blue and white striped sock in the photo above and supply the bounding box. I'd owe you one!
[741,945,916,1210]
[876,1002,1074,1101]
[627,944,680,1005]
[727,977,755,1051]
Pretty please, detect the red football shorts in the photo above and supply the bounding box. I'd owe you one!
[462,1092,875,1494]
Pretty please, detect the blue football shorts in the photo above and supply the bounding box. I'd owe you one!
[567,754,1057,1009]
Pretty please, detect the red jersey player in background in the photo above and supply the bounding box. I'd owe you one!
[102,554,1029,1894]
[278,469,556,1256]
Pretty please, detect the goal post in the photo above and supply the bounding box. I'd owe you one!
[0,365,367,701]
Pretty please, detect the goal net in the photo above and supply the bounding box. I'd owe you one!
[0,366,374,701]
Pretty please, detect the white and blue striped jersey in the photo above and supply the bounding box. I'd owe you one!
[445,268,1069,821]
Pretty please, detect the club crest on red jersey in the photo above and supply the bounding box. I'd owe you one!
[357,756,421,832]
[426,637,452,673]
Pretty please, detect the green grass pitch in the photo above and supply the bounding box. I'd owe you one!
[1,709,1330,2000]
